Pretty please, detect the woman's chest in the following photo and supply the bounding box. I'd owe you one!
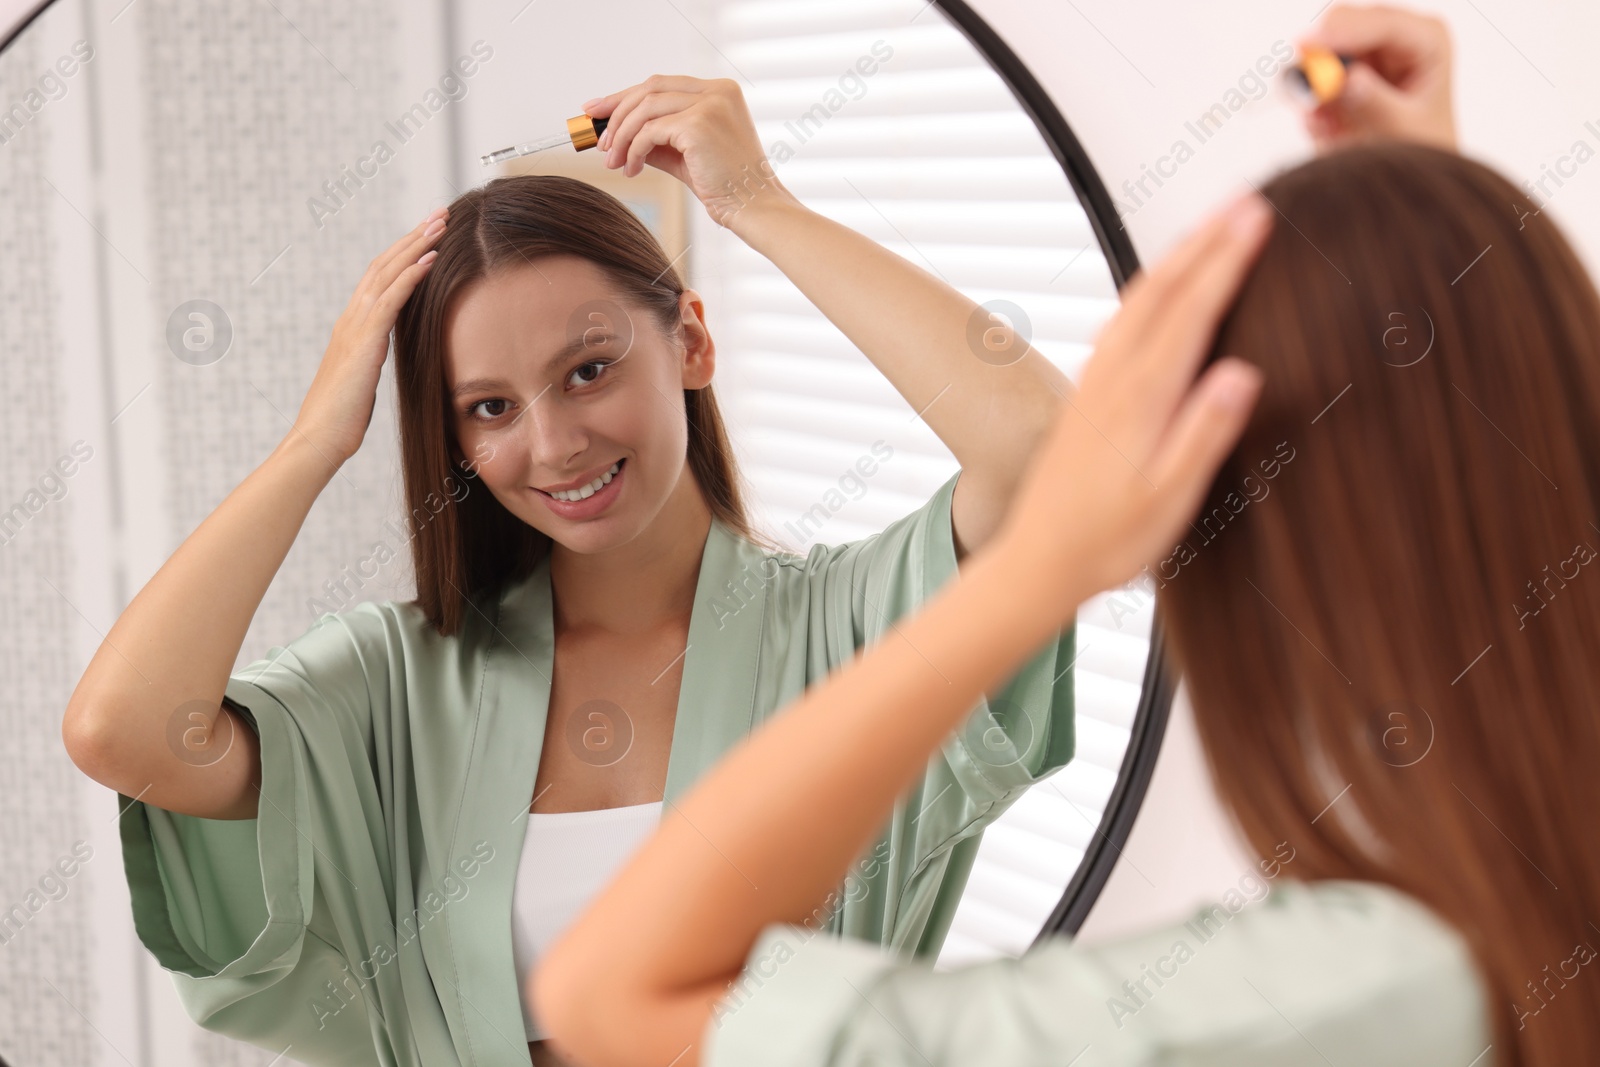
[530,623,691,813]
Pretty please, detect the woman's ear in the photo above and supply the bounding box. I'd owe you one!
[677,288,715,389]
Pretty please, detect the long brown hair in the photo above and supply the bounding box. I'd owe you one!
[392,174,777,636]
[1160,142,1600,1063]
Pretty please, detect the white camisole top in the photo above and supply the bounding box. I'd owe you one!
[512,800,665,1042]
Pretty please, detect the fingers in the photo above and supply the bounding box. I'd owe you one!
[359,207,447,297]
[621,110,700,179]
[1106,193,1273,382]
[591,76,709,152]
[1318,62,1414,140]
[583,74,706,122]
[1305,100,1345,145]
[1136,196,1274,403]
[370,249,440,325]
[1088,201,1234,361]
[601,91,698,170]
[1147,357,1263,529]
[1295,3,1456,152]
[361,214,448,317]
[1299,3,1450,86]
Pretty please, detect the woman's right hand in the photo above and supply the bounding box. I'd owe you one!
[1298,4,1458,152]
[986,191,1273,624]
[290,207,449,466]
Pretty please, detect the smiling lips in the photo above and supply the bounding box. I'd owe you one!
[537,459,623,501]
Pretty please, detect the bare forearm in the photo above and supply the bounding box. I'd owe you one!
[537,538,1076,1066]
[728,185,1067,477]
[64,430,338,791]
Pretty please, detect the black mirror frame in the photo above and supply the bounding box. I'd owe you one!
[932,0,1171,943]
[2,1,52,53]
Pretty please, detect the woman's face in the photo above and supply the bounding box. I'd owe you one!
[443,253,714,555]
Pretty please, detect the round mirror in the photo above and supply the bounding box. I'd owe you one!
[0,0,1158,1062]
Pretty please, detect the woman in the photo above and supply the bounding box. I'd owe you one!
[62,62,1076,1067]
[533,9,1600,1067]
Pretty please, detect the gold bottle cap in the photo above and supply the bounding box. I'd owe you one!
[1297,45,1348,104]
[567,113,603,151]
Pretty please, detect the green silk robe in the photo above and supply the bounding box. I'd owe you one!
[702,880,1493,1066]
[116,469,1077,1065]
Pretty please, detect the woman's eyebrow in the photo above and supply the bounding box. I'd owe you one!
[450,335,614,398]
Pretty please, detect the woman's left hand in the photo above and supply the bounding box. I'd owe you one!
[581,75,786,227]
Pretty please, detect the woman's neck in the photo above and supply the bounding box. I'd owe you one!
[547,468,713,635]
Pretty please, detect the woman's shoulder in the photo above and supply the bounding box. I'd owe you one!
[236,596,485,733]
[1214,877,1475,953]
[726,469,964,580]
[1128,876,1482,974]
[1076,877,1489,1041]
[300,596,428,645]
[277,595,476,675]
[348,593,487,642]
[709,877,1492,1067]
[706,474,968,653]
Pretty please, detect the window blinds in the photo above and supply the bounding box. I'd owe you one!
[703,0,1152,968]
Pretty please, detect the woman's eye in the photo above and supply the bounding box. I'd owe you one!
[567,359,614,389]
[468,362,612,421]
[468,398,508,422]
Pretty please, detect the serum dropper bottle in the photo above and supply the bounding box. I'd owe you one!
[480,113,610,167]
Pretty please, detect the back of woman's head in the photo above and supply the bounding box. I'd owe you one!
[391,174,766,635]
[1159,142,1600,1063]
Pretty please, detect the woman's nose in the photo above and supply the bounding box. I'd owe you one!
[517,405,590,473]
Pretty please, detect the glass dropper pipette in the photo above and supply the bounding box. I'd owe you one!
[481,113,611,167]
